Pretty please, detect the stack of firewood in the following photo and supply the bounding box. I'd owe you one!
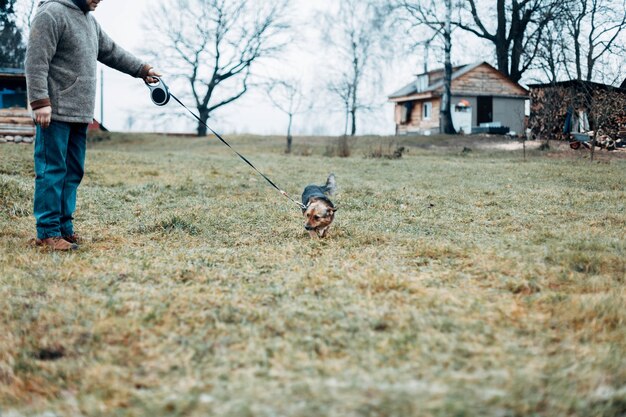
[0,108,35,144]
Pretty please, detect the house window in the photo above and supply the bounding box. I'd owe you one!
[423,101,432,120]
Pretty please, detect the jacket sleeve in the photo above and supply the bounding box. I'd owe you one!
[95,20,151,79]
[25,11,60,110]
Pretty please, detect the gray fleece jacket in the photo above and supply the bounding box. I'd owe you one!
[25,0,150,123]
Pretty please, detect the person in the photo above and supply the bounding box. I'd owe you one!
[25,0,160,251]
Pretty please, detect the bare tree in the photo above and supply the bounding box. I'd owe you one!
[322,0,382,136]
[534,19,569,83]
[397,0,456,134]
[125,114,136,132]
[564,0,626,81]
[265,79,308,153]
[16,0,37,31]
[327,78,353,137]
[454,0,562,83]
[441,0,454,135]
[530,0,625,84]
[0,0,26,68]
[145,0,289,136]
[562,0,588,81]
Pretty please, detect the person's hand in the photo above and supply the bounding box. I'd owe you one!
[145,68,162,84]
[34,106,52,129]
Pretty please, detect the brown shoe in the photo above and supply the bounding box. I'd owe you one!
[63,233,82,245]
[36,237,79,251]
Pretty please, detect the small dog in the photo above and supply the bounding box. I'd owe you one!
[301,174,337,238]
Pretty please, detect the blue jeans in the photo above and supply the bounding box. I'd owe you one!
[34,120,87,239]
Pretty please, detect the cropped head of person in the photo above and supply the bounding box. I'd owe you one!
[72,0,101,13]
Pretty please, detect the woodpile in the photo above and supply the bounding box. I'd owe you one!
[0,108,35,144]
[529,80,626,142]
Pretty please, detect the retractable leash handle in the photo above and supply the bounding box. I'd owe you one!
[145,76,170,106]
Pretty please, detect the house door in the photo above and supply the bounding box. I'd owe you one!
[477,96,493,125]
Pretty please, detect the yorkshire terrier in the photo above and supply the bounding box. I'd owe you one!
[301,174,337,238]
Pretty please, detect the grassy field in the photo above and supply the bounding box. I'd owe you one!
[0,133,624,417]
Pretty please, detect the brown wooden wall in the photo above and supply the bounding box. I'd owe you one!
[395,99,441,134]
[452,65,527,97]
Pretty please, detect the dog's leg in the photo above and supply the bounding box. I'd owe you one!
[308,230,319,239]
[318,227,328,238]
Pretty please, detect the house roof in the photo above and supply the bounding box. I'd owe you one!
[389,62,472,98]
[88,119,108,132]
[388,61,527,100]
[527,79,626,94]
[0,67,25,74]
[0,67,26,80]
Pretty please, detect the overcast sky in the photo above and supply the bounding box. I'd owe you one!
[90,0,423,135]
[17,0,494,135]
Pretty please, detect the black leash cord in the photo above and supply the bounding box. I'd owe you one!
[169,92,306,210]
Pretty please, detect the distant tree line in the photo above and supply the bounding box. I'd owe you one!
[386,0,625,136]
[5,0,624,136]
[147,0,625,136]
[0,0,26,68]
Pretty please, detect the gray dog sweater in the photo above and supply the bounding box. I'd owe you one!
[25,0,150,123]
[301,174,336,211]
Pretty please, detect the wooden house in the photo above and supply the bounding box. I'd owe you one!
[0,68,106,140]
[388,62,528,135]
[0,67,35,138]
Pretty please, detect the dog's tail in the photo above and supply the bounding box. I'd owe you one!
[323,173,337,196]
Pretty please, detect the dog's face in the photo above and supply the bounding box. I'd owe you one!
[303,199,336,232]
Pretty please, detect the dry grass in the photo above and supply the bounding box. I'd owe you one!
[1,133,625,417]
